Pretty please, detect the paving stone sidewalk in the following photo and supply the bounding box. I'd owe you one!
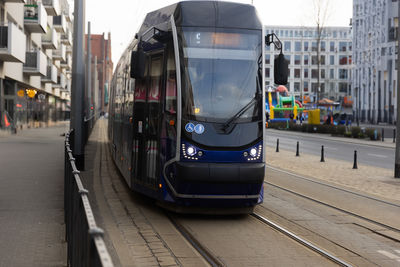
[266,145,400,203]
[0,123,68,267]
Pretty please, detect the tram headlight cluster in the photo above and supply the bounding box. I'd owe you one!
[244,145,262,161]
[182,143,203,160]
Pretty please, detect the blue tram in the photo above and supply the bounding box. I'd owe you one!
[108,1,288,213]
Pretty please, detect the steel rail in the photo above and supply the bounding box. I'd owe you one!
[166,213,225,267]
[251,213,353,267]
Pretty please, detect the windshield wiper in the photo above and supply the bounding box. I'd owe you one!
[222,97,258,131]
[222,74,262,132]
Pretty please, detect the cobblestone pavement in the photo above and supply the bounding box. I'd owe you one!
[265,138,400,203]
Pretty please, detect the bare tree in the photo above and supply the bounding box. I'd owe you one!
[313,0,331,103]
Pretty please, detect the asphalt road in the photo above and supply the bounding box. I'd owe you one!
[266,130,395,169]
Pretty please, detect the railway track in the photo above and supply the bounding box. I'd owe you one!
[251,213,353,267]
[166,213,225,267]
[264,177,400,235]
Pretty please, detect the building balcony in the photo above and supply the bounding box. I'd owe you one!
[60,54,71,70]
[66,45,72,54]
[53,44,66,61]
[61,29,72,46]
[3,0,26,2]
[53,15,66,34]
[24,3,47,33]
[41,64,57,83]
[23,50,47,76]
[53,73,66,89]
[0,23,26,63]
[42,27,58,50]
[42,0,60,16]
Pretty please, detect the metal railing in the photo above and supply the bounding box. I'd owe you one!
[64,130,114,267]
[24,51,38,68]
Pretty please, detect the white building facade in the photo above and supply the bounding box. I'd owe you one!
[0,0,72,130]
[353,0,398,124]
[265,26,352,103]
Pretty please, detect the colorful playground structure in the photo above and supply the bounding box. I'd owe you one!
[266,85,304,122]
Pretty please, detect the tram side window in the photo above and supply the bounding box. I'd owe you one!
[165,51,177,114]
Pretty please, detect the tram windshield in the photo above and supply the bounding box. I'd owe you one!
[180,27,262,123]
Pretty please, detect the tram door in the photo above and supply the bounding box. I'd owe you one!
[132,53,163,189]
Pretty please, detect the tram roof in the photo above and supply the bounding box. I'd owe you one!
[138,1,262,36]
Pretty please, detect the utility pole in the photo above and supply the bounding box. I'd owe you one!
[70,0,86,170]
[395,1,400,178]
[87,21,92,119]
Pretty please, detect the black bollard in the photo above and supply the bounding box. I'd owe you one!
[394,129,396,143]
[321,145,325,162]
[276,138,279,152]
[353,150,358,169]
[382,128,384,142]
[296,141,299,157]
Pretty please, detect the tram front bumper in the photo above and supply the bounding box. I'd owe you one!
[175,161,265,184]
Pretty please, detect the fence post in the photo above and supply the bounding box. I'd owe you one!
[382,128,384,142]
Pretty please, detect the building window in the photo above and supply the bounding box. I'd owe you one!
[330,69,334,79]
[339,55,348,65]
[294,55,301,65]
[339,69,348,79]
[304,55,309,65]
[320,55,325,65]
[304,81,309,92]
[284,41,291,52]
[312,83,319,93]
[312,69,318,79]
[265,54,270,65]
[304,41,309,51]
[312,42,317,51]
[284,55,291,64]
[339,42,347,51]
[330,55,335,65]
[304,68,309,78]
[294,82,300,92]
[330,41,335,52]
[339,83,348,93]
[265,44,270,51]
[294,69,301,78]
[321,41,326,52]
[321,69,325,79]
[265,68,270,78]
[312,56,318,65]
[348,42,352,51]
[295,41,301,51]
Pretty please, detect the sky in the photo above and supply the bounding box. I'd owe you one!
[85,0,353,66]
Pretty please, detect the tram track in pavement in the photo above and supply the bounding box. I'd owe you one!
[166,212,225,267]
[264,165,400,237]
[250,213,354,267]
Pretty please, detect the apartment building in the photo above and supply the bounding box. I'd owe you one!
[265,26,352,103]
[85,32,113,113]
[0,0,72,130]
[353,0,398,124]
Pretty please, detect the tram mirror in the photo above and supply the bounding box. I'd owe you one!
[130,50,145,79]
[274,53,288,85]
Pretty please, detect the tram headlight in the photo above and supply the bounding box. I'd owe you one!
[246,145,262,161]
[186,146,196,156]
